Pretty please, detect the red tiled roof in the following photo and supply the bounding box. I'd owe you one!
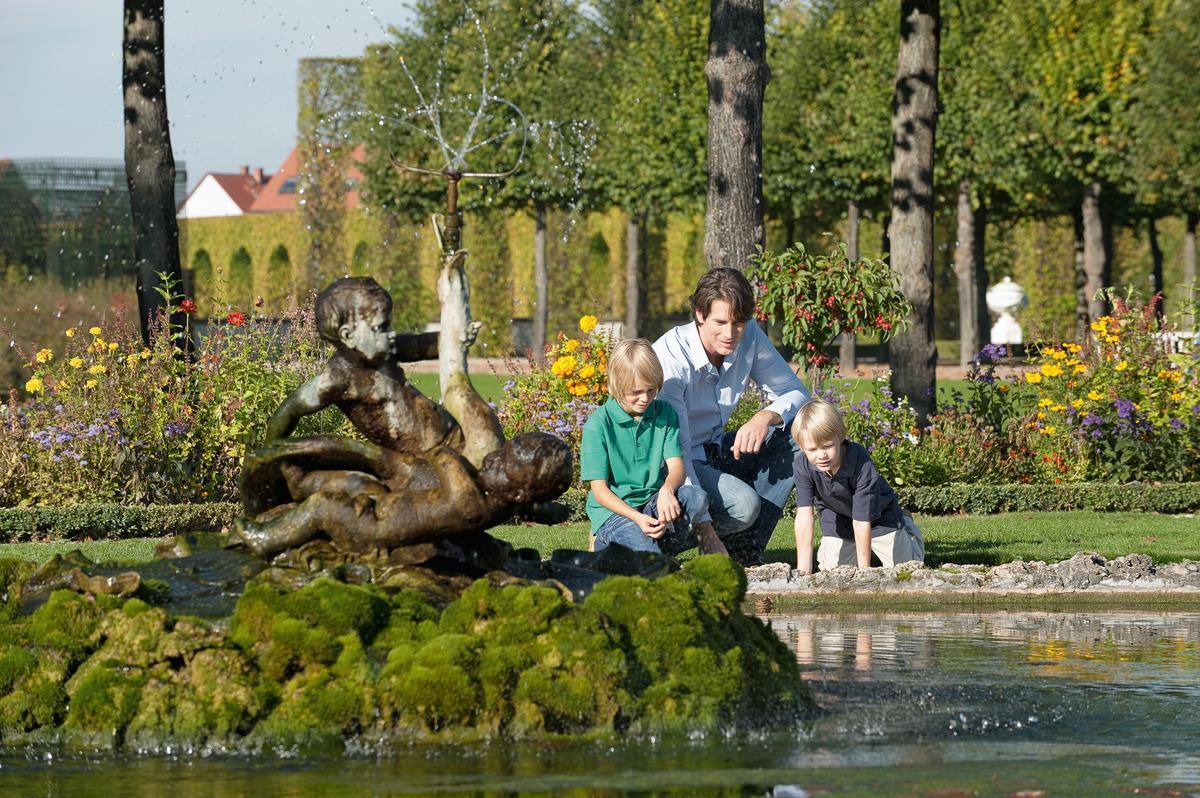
[208,171,268,212]
[249,144,365,213]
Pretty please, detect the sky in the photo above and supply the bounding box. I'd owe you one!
[0,0,413,192]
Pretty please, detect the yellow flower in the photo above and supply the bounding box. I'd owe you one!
[1051,404,1066,412]
[1087,390,1103,401]
[65,328,76,338]
[88,364,107,375]
[1158,369,1182,382]
[25,377,45,393]
[1065,343,1081,354]
[35,348,54,364]
[578,364,596,380]
[1171,392,1184,401]
[1040,363,1063,378]
[58,379,69,390]
[126,354,139,368]
[85,379,98,389]
[1049,348,1066,360]
[108,342,118,352]
[140,349,151,360]
[1115,360,1128,372]
[563,339,581,353]
[579,315,598,334]
[1038,398,1054,408]
[551,355,577,378]
[89,326,102,336]
[998,384,1010,393]
[1105,335,1119,343]
[567,380,588,396]
[69,357,83,369]
[1024,372,1043,385]
[1040,425,1057,435]
[1073,364,1087,374]
[1071,399,1083,409]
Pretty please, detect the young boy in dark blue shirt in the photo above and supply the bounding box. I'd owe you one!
[791,399,925,573]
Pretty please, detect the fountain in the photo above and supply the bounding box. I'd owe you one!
[0,14,811,751]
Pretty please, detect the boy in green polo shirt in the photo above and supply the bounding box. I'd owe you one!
[580,339,726,556]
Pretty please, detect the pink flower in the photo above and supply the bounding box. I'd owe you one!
[180,299,197,314]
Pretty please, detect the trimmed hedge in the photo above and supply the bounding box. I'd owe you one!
[0,503,240,543]
[2,483,1198,543]
[556,482,1200,524]
[895,483,1200,515]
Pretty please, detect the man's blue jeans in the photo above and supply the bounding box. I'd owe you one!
[593,484,710,556]
[693,425,800,563]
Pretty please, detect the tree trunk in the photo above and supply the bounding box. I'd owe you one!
[1185,213,1198,330]
[953,180,989,367]
[531,203,548,359]
[703,0,768,272]
[839,199,860,372]
[887,0,939,425]
[624,212,640,339]
[1148,216,1165,320]
[1073,208,1088,340]
[1081,181,1108,323]
[123,0,186,348]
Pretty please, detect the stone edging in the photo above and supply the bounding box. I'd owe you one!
[744,552,1200,599]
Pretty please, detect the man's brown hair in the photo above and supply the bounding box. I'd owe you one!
[689,267,755,322]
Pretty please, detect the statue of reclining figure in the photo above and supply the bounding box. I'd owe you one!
[235,276,571,559]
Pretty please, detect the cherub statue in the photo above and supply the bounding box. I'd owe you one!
[235,276,571,558]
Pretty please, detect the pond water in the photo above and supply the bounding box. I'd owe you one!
[3,611,1199,797]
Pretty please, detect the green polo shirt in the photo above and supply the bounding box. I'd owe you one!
[580,397,683,532]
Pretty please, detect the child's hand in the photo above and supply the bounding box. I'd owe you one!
[636,513,666,539]
[656,487,681,524]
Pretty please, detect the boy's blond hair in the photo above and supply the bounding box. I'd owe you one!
[607,338,664,399]
[791,398,848,445]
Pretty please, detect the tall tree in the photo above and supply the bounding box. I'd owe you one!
[123,0,187,347]
[297,58,361,297]
[704,0,768,271]
[1133,0,1200,326]
[887,0,940,423]
[591,0,709,335]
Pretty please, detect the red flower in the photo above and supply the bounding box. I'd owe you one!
[180,299,197,314]
[226,311,246,327]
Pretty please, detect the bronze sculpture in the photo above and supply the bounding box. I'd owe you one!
[235,275,572,559]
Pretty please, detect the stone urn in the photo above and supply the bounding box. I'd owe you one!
[986,276,1028,345]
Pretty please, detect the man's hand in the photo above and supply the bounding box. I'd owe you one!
[656,487,681,524]
[636,513,667,539]
[731,410,779,459]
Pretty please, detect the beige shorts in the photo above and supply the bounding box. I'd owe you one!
[817,514,925,570]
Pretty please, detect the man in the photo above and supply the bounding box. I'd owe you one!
[653,268,809,566]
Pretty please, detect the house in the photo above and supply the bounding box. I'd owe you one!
[249,145,365,213]
[176,166,269,219]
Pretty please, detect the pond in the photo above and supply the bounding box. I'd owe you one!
[3,611,1198,797]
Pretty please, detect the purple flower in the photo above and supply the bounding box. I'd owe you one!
[1170,418,1184,430]
[1114,399,1134,419]
[163,420,189,438]
[975,343,1008,364]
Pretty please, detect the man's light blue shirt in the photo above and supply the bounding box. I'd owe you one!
[652,319,809,486]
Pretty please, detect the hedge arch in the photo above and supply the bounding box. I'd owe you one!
[189,249,213,311]
[266,244,292,313]
[227,247,253,310]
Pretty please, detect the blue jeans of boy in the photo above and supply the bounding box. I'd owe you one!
[593,484,709,556]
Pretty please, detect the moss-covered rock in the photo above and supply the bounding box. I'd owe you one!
[0,556,811,750]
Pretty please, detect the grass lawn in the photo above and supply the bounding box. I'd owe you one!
[2,511,1196,568]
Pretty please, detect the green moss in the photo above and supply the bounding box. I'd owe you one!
[64,660,146,734]
[0,558,34,620]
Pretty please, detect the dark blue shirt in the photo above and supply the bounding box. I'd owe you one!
[793,440,904,539]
